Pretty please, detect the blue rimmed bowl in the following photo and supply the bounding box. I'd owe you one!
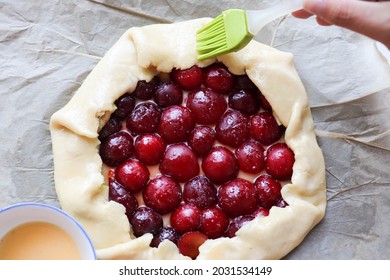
[0,202,96,260]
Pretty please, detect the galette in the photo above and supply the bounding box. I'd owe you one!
[50,18,326,260]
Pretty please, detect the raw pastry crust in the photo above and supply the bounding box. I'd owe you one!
[50,18,326,260]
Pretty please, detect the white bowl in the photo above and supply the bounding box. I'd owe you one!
[0,202,96,260]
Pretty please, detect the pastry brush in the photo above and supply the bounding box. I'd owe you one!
[196,0,305,61]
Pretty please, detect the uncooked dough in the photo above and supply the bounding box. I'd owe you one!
[50,18,326,260]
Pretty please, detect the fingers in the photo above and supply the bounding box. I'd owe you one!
[293,0,390,48]
[292,10,332,26]
[303,0,371,27]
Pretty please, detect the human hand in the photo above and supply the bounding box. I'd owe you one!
[292,0,390,48]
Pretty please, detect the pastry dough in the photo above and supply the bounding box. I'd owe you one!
[50,18,326,260]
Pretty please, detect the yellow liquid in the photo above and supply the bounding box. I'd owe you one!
[0,222,82,260]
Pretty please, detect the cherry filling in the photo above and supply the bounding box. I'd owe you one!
[98,63,294,259]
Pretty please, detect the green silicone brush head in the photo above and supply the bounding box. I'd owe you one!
[196,9,254,61]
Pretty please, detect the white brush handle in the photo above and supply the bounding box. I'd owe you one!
[246,0,304,35]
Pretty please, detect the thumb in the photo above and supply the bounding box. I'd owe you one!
[304,0,390,47]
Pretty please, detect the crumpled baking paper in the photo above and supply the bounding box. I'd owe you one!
[0,0,389,259]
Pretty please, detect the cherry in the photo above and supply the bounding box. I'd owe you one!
[224,215,255,238]
[228,89,261,116]
[112,93,136,120]
[143,175,182,214]
[134,134,166,165]
[109,178,138,216]
[170,203,201,234]
[235,140,265,174]
[129,206,163,237]
[183,176,217,209]
[99,131,134,167]
[154,81,183,108]
[216,109,250,148]
[115,159,150,193]
[250,112,284,146]
[259,93,273,112]
[150,226,180,248]
[235,74,258,90]
[202,146,239,185]
[158,105,195,144]
[178,231,208,259]
[204,63,235,94]
[199,207,229,239]
[126,102,162,134]
[265,143,295,181]
[188,126,216,157]
[218,178,259,218]
[132,76,159,100]
[98,117,121,140]
[170,65,204,91]
[186,88,227,125]
[254,174,282,209]
[159,143,199,182]
[235,75,273,112]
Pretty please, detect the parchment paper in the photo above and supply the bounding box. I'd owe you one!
[1,0,389,259]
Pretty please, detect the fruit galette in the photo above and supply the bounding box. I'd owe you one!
[50,18,326,260]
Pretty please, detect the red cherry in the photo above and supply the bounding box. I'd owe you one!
[126,102,162,134]
[224,215,255,238]
[202,146,239,185]
[228,88,261,116]
[99,131,134,167]
[134,134,166,165]
[235,74,258,90]
[170,65,204,91]
[204,63,235,94]
[265,143,295,180]
[170,203,201,234]
[186,88,227,125]
[178,231,208,259]
[150,226,180,248]
[113,93,136,120]
[250,112,284,146]
[235,139,265,174]
[159,143,200,182]
[183,176,217,209]
[218,178,259,218]
[154,81,183,108]
[259,93,273,112]
[158,105,195,144]
[143,175,182,214]
[98,117,121,140]
[199,207,229,239]
[216,109,250,148]
[129,206,163,237]
[254,174,282,209]
[109,178,138,216]
[115,159,150,193]
[132,76,159,100]
[188,126,216,157]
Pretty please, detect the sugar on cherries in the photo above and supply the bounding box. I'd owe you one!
[99,63,295,259]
